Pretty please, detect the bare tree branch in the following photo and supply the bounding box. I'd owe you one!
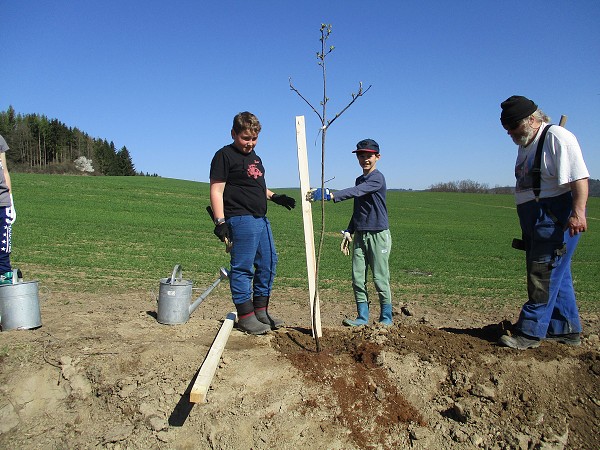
[327,82,372,129]
[289,79,323,123]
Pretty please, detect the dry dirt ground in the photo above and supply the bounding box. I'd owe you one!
[1,282,599,450]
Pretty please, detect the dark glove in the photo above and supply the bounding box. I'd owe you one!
[271,194,296,210]
[214,222,230,242]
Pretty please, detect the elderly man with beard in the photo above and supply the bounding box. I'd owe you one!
[499,95,590,350]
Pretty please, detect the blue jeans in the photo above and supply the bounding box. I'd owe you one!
[0,207,12,273]
[516,192,582,338]
[227,216,278,305]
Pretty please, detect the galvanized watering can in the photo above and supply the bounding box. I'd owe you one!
[157,265,228,325]
[0,271,42,331]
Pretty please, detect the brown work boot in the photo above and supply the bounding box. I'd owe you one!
[498,332,540,350]
[546,332,581,346]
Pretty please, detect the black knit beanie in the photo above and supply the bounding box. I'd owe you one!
[500,95,537,127]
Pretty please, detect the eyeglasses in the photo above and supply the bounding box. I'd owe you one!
[506,121,522,131]
[506,115,534,131]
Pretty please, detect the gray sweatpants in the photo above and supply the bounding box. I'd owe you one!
[352,230,392,305]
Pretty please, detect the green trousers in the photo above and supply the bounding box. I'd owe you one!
[352,230,392,305]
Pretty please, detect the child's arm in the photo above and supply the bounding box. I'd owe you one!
[209,180,226,222]
[333,175,383,203]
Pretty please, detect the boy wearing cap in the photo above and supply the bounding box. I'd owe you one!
[498,95,589,350]
[308,139,393,326]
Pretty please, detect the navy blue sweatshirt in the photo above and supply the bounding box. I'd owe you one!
[333,169,389,233]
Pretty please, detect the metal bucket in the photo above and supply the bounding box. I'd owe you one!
[157,265,193,325]
[0,281,42,331]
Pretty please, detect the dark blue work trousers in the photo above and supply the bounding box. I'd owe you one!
[516,192,582,338]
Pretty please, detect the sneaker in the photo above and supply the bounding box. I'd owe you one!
[546,333,581,346]
[498,333,540,350]
[0,271,13,285]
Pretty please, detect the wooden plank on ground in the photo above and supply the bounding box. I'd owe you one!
[295,115,322,338]
[189,311,237,403]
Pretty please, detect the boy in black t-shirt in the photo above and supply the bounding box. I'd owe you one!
[209,112,296,334]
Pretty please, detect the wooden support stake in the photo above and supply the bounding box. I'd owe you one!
[295,116,322,338]
[189,311,237,403]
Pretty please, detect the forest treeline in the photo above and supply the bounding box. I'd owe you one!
[429,178,600,197]
[0,106,153,176]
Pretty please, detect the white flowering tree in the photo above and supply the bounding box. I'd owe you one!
[74,156,94,173]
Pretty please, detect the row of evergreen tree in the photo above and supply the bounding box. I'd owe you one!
[0,106,143,176]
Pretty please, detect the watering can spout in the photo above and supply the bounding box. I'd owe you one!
[188,268,229,315]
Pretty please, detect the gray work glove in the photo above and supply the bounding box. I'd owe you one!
[340,230,352,256]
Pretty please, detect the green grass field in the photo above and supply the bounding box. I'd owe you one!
[11,174,599,312]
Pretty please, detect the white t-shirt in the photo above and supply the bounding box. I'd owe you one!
[514,122,589,205]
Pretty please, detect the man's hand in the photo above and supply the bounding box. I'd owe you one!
[340,230,352,256]
[568,179,588,237]
[567,213,587,237]
[271,194,296,210]
[306,188,332,202]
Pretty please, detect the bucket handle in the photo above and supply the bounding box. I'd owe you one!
[169,265,183,285]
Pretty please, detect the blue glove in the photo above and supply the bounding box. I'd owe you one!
[307,188,332,202]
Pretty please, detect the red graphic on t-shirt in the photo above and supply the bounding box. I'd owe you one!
[247,161,263,179]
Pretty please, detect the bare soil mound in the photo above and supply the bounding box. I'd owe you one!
[1,287,599,449]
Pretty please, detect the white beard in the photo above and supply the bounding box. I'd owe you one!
[514,127,537,147]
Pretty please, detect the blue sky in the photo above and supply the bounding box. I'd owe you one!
[3,1,599,190]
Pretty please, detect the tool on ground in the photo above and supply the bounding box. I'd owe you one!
[206,206,232,253]
[157,265,228,325]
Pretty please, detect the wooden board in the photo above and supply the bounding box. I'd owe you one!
[189,311,237,403]
[295,116,322,338]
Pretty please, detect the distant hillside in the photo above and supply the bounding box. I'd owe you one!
[590,178,600,197]
[0,106,146,176]
[426,178,599,197]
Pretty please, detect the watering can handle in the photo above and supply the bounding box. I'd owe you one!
[170,265,183,285]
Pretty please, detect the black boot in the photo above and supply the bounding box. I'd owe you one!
[253,296,284,329]
[235,300,270,335]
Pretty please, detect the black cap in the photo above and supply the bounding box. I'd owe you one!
[353,138,380,153]
[500,95,538,127]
